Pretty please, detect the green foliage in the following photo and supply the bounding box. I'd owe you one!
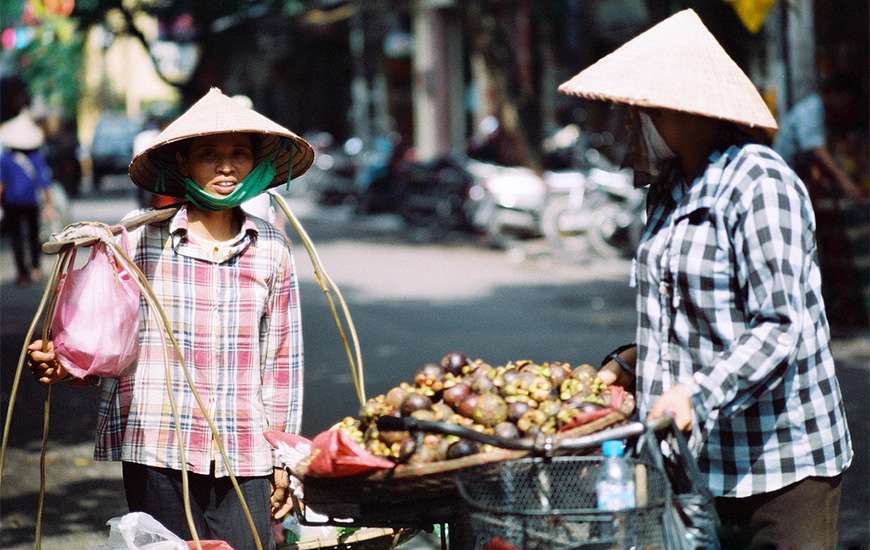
[0,0,25,28]
[15,14,84,116]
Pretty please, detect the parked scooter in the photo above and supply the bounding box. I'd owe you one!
[466,163,587,249]
[305,132,360,206]
[542,146,643,259]
[397,152,475,235]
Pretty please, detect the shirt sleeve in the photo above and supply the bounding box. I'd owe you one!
[690,169,808,428]
[794,94,826,153]
[260,242,304,467]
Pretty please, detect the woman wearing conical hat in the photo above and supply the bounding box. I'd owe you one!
[0,109,53,285]
[562,10,852,548]
[28,88,314,549]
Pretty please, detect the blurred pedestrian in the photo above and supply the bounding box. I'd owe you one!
[561,10,852,548]
[0,109,53,285]
[774,75,868,329]
[774,74,864,200]
[27,88,314,549]
[42,114,82,198]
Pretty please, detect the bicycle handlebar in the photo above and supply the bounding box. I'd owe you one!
[376,415,674,456]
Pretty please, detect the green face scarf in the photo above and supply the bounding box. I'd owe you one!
[182,159,277,211]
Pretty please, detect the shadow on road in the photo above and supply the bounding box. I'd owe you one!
[1,476,125,548]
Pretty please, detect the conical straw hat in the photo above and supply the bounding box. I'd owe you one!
[558,9,777,130]
[0,109,45,150]
[129,88,314,196]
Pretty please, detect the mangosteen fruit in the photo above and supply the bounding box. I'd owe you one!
[494,422,520,440]
[572,363,599,382]
[443,383,472,409]
[507,401,531,423]
[440,351,469,376]
[446,439,480,460]
[385,386,409,410]
[459,393,480,418]
[400,393,433,416]
[472,393,508,426]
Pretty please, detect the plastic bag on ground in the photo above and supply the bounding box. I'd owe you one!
[99,512,233,550]
[99,512,186,550]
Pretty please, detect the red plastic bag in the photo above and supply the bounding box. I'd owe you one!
[51,230,140,379]
[307,429,394,478]
[185,541,233,550]
[264,429,393,477]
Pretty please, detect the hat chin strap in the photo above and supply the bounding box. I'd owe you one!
[182,159,277,211]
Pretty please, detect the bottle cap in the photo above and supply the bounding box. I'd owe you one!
[602,440,625,458]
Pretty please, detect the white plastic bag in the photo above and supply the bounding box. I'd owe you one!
[99,512,186,550]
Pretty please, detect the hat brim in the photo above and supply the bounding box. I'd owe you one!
[129,129,314,197]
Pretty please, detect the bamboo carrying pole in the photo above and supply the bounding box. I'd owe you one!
[0,200,367,549]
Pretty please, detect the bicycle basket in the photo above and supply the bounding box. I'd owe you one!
[454,456,670,550]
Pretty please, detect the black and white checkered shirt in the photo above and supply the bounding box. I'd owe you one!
[633,144,852,497]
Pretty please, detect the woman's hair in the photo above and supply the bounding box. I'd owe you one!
[713,121,772,149]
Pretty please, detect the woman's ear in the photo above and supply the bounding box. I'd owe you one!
[175,151,188,177]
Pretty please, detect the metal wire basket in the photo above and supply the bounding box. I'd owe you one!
[454,455,670,550]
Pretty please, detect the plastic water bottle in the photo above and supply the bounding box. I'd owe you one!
[596,440,636,548]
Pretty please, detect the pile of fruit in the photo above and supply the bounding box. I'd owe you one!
[335,352,617,465]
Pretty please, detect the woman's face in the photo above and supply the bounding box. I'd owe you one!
[177,133,254,197]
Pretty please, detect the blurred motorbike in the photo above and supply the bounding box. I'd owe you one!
[397,153,475,235]
[305,132,360,206]
[466,163,586,249]
[542,146,643,259]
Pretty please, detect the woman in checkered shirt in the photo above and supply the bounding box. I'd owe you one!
[560,10,852,549]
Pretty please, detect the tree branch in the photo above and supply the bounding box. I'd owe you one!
[116,4,188,89]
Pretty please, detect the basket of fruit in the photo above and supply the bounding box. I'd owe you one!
[293,352,634,528]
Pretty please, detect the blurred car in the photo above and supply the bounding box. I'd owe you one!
[90,114,142,189]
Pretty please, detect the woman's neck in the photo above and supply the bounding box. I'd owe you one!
[186,205,240,242]
[676,120,719,183]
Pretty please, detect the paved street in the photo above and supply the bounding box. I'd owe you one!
[1,187,867,549]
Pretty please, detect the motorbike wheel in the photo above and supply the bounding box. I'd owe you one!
[484,210,513,250]
[586,202,635,258]
[541,192,602,259]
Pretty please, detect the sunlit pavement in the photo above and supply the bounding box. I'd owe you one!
[1,183,867,549]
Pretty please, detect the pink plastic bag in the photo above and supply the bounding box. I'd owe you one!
[51,231,140,379]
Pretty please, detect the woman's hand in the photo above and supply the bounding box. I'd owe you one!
[270,467,293,520]
[648,384,693,431]
[27,340,68,384]
[597,346,637,389]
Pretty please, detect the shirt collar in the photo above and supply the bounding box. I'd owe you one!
[169,203,260,242]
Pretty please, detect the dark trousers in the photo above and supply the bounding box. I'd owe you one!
[4,204,41,278]
[716,474,843,550]
[122,461,274,550]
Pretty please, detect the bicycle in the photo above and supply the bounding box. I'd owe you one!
[375,414,718,550]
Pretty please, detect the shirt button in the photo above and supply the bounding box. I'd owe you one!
[659,281,670,297]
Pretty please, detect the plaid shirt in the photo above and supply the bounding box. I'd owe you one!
[633,144,852,497]
[94,205,303,477]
